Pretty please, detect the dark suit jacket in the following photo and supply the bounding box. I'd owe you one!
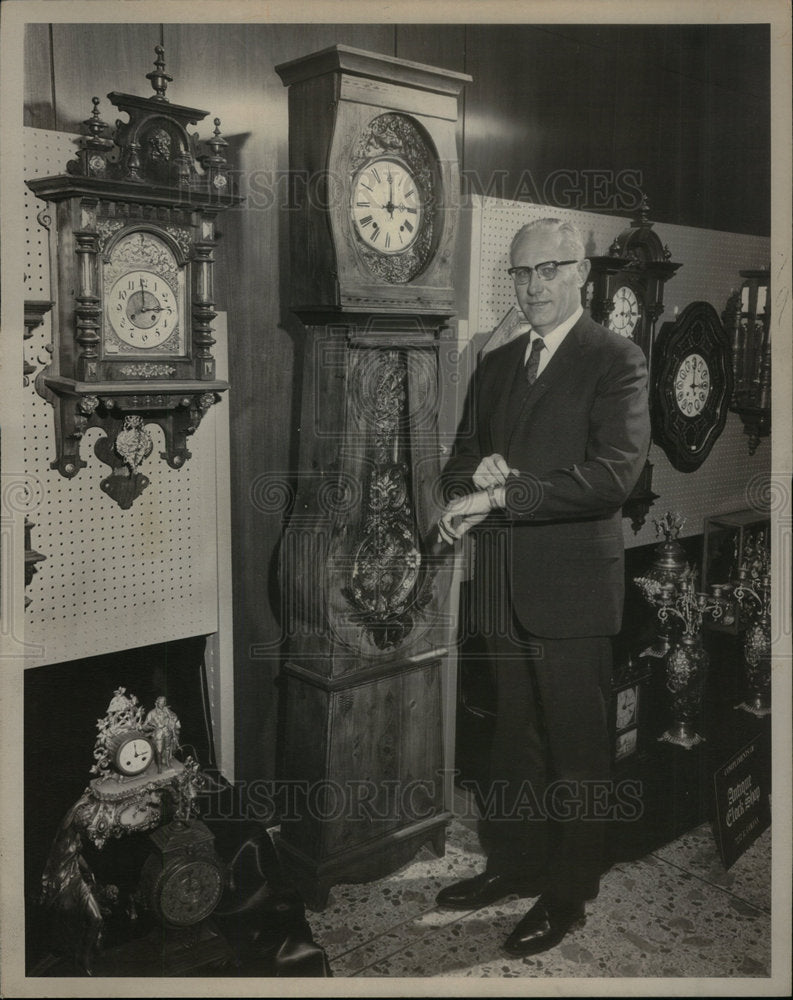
[443,312,651,639]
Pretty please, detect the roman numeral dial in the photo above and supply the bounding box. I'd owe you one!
[351,157,423,255]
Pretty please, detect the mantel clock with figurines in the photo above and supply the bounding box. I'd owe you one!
[38,688,227,975]
[26,46,240,509]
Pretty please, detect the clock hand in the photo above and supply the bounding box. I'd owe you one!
[132,304,166,318]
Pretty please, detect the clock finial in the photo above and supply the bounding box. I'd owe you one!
[200,118,231,191]
[636,193,651,226]
[86,96,108,138]
[146,44,173,101]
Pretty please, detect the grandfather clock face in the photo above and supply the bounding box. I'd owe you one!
[351,157,424,255]
[348,113,440,285]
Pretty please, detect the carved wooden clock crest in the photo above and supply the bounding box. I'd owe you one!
[275,45,471,907]
[27,47,239,508]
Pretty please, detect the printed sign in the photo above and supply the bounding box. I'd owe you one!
[712,732,771,869]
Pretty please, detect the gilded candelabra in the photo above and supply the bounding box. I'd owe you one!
[732,561,772,718]
[635,511,689,659]
[635,567,728,749]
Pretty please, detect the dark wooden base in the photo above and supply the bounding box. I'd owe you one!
[94,920,234,977]
[30,920,235,978]
[276,813,451,911]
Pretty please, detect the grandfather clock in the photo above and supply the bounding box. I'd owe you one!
[585,197,682,530]
[275,46,470,908]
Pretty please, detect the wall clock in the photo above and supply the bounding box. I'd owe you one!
[274,45,470,908]
[584,197,682,530]
[652,301,734,472]
[26,47,239,508]
[585,196,682,363]
[608,285,642,339]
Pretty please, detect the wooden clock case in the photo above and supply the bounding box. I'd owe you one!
[274,46,471,908]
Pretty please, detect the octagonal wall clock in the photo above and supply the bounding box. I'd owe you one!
[652,301,734,472]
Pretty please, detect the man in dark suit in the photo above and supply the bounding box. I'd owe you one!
[436,218,650,956]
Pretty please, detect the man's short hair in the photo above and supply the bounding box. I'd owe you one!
[510,218,586,262]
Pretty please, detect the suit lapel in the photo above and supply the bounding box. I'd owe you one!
[489,331,531,453]
[506,317,589,455]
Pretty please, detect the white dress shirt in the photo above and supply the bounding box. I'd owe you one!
[523,305,583,377]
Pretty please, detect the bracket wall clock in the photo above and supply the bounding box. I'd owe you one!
[27,46,240,508]
[652,301,734,471]
[584,197,682,530]
[585,195,682,362]
[275,45,470,908]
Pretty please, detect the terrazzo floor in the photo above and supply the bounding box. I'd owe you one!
[304,807,772,981]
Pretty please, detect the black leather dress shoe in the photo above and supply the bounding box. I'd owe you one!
[436,872,535,910]
[502,897,586,956]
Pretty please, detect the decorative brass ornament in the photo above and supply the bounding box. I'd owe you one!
[635,562,729,750]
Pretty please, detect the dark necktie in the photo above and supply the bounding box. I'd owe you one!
[525,336,545,387]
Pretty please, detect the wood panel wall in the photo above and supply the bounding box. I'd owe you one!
[23,22,770,783]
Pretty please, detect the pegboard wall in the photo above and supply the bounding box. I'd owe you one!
[462,194,771,549]
[22,128,223,667]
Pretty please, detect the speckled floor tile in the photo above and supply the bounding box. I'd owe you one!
[650,820,771,912]
[308,821,488,962]
[330,841,770,978]
[301,817,771,979]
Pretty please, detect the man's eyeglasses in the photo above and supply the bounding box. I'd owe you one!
[507,260,579,283]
